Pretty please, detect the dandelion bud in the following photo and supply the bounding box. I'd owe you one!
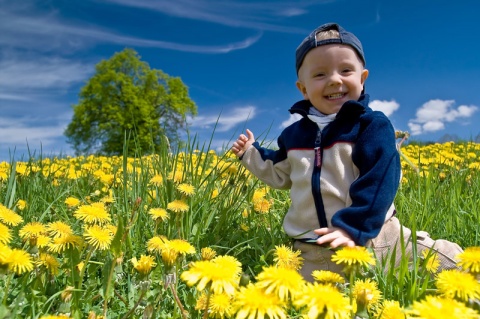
[239,273,250,287]
[61,286,74,302]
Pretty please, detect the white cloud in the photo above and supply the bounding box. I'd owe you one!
[0,116,67,146]
[369,99,399,117]
[188,106,257,132]
[408,99,478,135]
[0,56,93,90]
[280,113,302,129]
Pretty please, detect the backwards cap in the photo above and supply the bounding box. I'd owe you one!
[295,23,365,74]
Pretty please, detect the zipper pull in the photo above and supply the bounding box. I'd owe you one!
[314,147,322,167]
[314,129,322,168]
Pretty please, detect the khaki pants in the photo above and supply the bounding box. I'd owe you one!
[294,217,463,282]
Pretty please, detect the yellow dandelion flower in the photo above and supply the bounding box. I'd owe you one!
[253,198,272,213]
[0,243,12,264]
[252,187,268,202]
[64,196,80,208]
[168,171,184,183]
[211,189,219,199]
[149,174,163,186]
[209,292,234,318]
[195,291,208,311]
[0,223,12,244]
[255,266,305,301]
[83,225,113,250]
[147,235,169,253]
[74,202,111,224]
[331,246,376,267]
[36,253,60,275]
[19,222,48,240]
[0,203,24,226]
[148,208,169,222]
[181,255,242,296]
[36,235,51,248]
[352,278,382,311]
[201,247,217,261]
[16,199,27,210]
[161,247,179,267]
[374,300,405,319]
[407,295,479,319]
[422,249,440,274]
[177,183,195,196]
[311,270,345,286]
[169,239,196,255]
[167,199,189,213]
[48,234,83,253]
[456,246,480,275]
[131,255,156,275]
[435,269,480,302]
[103,223,117,236]
[47,221,74,238]
[39,315,70,319]
[5,248,34,275]
[293,282,352,319]
[273,245,303,271]
[233,283,287,319]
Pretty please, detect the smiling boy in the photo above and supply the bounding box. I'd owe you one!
[232,23,462,281]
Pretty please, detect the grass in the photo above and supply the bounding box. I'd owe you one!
[0,138,479,318]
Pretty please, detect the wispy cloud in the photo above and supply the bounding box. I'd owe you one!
[103,0,313,33]
[369,99,399,117]
[188,106,257,132]
[0,2,264,55]
[408,99,478,135]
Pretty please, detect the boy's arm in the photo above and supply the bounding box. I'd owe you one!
[331,114,401,246]
[233,130,292,189]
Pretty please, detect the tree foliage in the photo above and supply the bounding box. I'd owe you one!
[65,48,197,156]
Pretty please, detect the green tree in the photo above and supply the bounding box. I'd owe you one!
[65,48,197,156]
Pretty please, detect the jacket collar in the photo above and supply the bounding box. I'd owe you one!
[289,94,371,120]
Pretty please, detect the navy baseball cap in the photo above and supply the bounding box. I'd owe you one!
[295,23,366,74]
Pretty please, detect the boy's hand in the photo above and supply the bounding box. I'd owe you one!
[314,227,356,248]
[231,129,255,158]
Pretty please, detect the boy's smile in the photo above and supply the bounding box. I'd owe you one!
[296,44,368,115]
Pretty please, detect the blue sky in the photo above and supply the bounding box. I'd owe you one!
[1,0,480,161]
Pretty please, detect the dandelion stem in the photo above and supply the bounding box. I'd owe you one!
[202,288,212,319]
[169,282,188,319]
[2,274,13,305]
[120,285,147,319]
[77,246,94,290]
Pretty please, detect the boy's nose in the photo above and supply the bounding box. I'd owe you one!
[328,73,342,86]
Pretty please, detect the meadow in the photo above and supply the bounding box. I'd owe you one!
[0,136,479,319]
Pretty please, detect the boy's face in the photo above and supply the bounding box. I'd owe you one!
[296,44,368,115]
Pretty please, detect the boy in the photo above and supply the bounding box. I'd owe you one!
[231,23,462,281]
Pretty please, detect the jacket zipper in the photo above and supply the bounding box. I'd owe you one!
[312,127,328,228]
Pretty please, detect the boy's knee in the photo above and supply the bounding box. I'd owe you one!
[416,231,463,270]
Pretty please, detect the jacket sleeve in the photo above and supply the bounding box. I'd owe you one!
[331,113,401,245]
[240,136,292,190]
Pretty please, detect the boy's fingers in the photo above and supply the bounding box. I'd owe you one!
[245,129,255,141]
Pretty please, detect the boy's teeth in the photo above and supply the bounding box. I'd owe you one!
[328,93,344,99]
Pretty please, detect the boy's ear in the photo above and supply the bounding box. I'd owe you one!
[361,69,369,84]
[296,80,309,100]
